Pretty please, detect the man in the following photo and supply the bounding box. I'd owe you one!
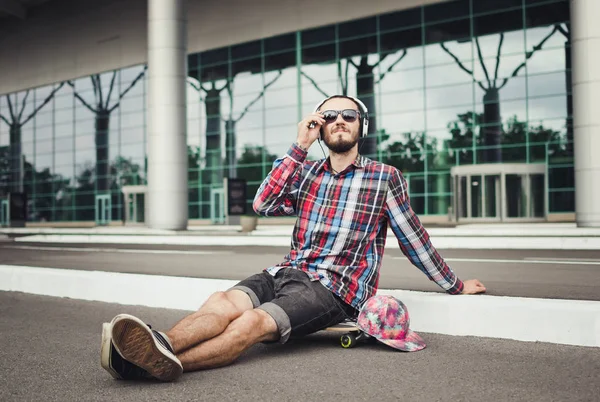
[103,95,486,382]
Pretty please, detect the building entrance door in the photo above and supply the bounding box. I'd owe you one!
[95,194,112,226]
[122,185,147,225]
[210,188,225,224]
[451,164,546,223]
[0,199,8,226]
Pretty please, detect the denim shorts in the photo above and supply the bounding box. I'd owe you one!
[230,268,358,343]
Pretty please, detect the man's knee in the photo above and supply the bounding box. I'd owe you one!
[199,291,252,321]
[228,309,279,344]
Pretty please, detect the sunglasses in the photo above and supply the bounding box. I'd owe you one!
[321,109,360,123]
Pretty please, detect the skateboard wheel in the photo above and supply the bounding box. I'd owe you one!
[340,333,356,348]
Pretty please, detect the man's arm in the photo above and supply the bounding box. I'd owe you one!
[384,168,485,295]
[253,111,327,217]
[252,143,305,217]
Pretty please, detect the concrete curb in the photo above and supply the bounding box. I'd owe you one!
[13,233,600,250]
[1,264,599,348]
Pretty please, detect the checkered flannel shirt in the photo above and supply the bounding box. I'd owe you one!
[253,143,464,309]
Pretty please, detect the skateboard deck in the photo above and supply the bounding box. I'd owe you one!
[323,321,370,348]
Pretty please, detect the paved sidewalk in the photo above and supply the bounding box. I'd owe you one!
[3,291,599,402]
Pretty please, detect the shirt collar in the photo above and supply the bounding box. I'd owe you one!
[317,154,367,174]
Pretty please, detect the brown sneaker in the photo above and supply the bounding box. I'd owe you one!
[100,321,152,380]
[110,314,183,382]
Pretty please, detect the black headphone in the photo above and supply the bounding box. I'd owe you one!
[312,95,370,138]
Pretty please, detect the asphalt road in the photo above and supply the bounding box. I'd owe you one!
[1,291,598,402]
[1,242,600,301]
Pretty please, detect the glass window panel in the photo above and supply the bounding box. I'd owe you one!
[426,41,472,68]
[120,143,145,162]
[119,95,144,114]
[528,72,567,98]
[380,7,422,33]
[264,33,295,54]
[382,88,425,114]
[121,126,144,147]
[302,42,335,67]
[264,50,295,75]
[187,86,203,147]
[231,40,261,61]
[380,110,425,135]
[35,151,53,171]
[55,135,74,153]
[338,35,378,58]
[75,136,95,163]
[473,8,523,38]
[339,16,376,40]
[301,62,340,111]
[549,189,574,213]
[426,63,474,88]
[121,64,146,88]
[36,124,53,141]
[301,26,335,47]
[427,90,475,131]
[525,2,570,28]
[380,26,422,57]
[54,149,74,170]
[474,0,522,15]
[505,174,527,218]
[379,67,424,93]
[528,95,567,121]
[424,0,469,24]
[55,122,73,139]
[120,110,144,130]
[425,17,470,45]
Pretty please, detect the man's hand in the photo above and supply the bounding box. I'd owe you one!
[296,113,325,150]
[461,279,486,294]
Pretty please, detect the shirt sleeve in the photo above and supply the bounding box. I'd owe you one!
[252,143,306,217]
[384,167,464,295]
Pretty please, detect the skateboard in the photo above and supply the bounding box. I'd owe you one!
[323,321,371,348]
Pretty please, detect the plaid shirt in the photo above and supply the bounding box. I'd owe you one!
[253,143,464,310]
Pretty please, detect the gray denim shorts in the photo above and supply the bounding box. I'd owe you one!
[230,267,357,343]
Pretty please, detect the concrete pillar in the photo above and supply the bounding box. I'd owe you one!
[146,0,188,230]
[572,0,600,227]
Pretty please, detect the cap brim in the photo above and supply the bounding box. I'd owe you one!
[375,329,427,352]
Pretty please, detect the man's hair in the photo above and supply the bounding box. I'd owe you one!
[317,95,363,114]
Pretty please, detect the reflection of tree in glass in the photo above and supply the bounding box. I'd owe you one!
[301,51,407,159]
[67,67,147,194]
[440,26,559,163]
[72,156,144,221]
[0,146,70,221]
[187,71,282,184]
[382,132,437,173]
[236,145,278,214]
[0,83,65,192]
[446,110,568,164]
[223,72,282,179]
[447,112,482,165]
[554,23,571,156]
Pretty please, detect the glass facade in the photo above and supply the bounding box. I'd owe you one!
[0,0,574,223]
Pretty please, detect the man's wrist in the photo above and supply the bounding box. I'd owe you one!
[295,141,309,152]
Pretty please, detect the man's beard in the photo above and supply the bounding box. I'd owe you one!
[323,129,359,154]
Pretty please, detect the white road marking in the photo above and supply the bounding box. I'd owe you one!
[524,257,600,263]
[392,257,600,266]
[6,245,230,255]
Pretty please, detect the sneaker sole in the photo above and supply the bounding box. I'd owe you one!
[100,322,122,380]
[111,314,182,382]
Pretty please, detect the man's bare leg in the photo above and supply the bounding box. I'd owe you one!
[166,289,254,353]
[177,308,279,371]
[109,289,257,381]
